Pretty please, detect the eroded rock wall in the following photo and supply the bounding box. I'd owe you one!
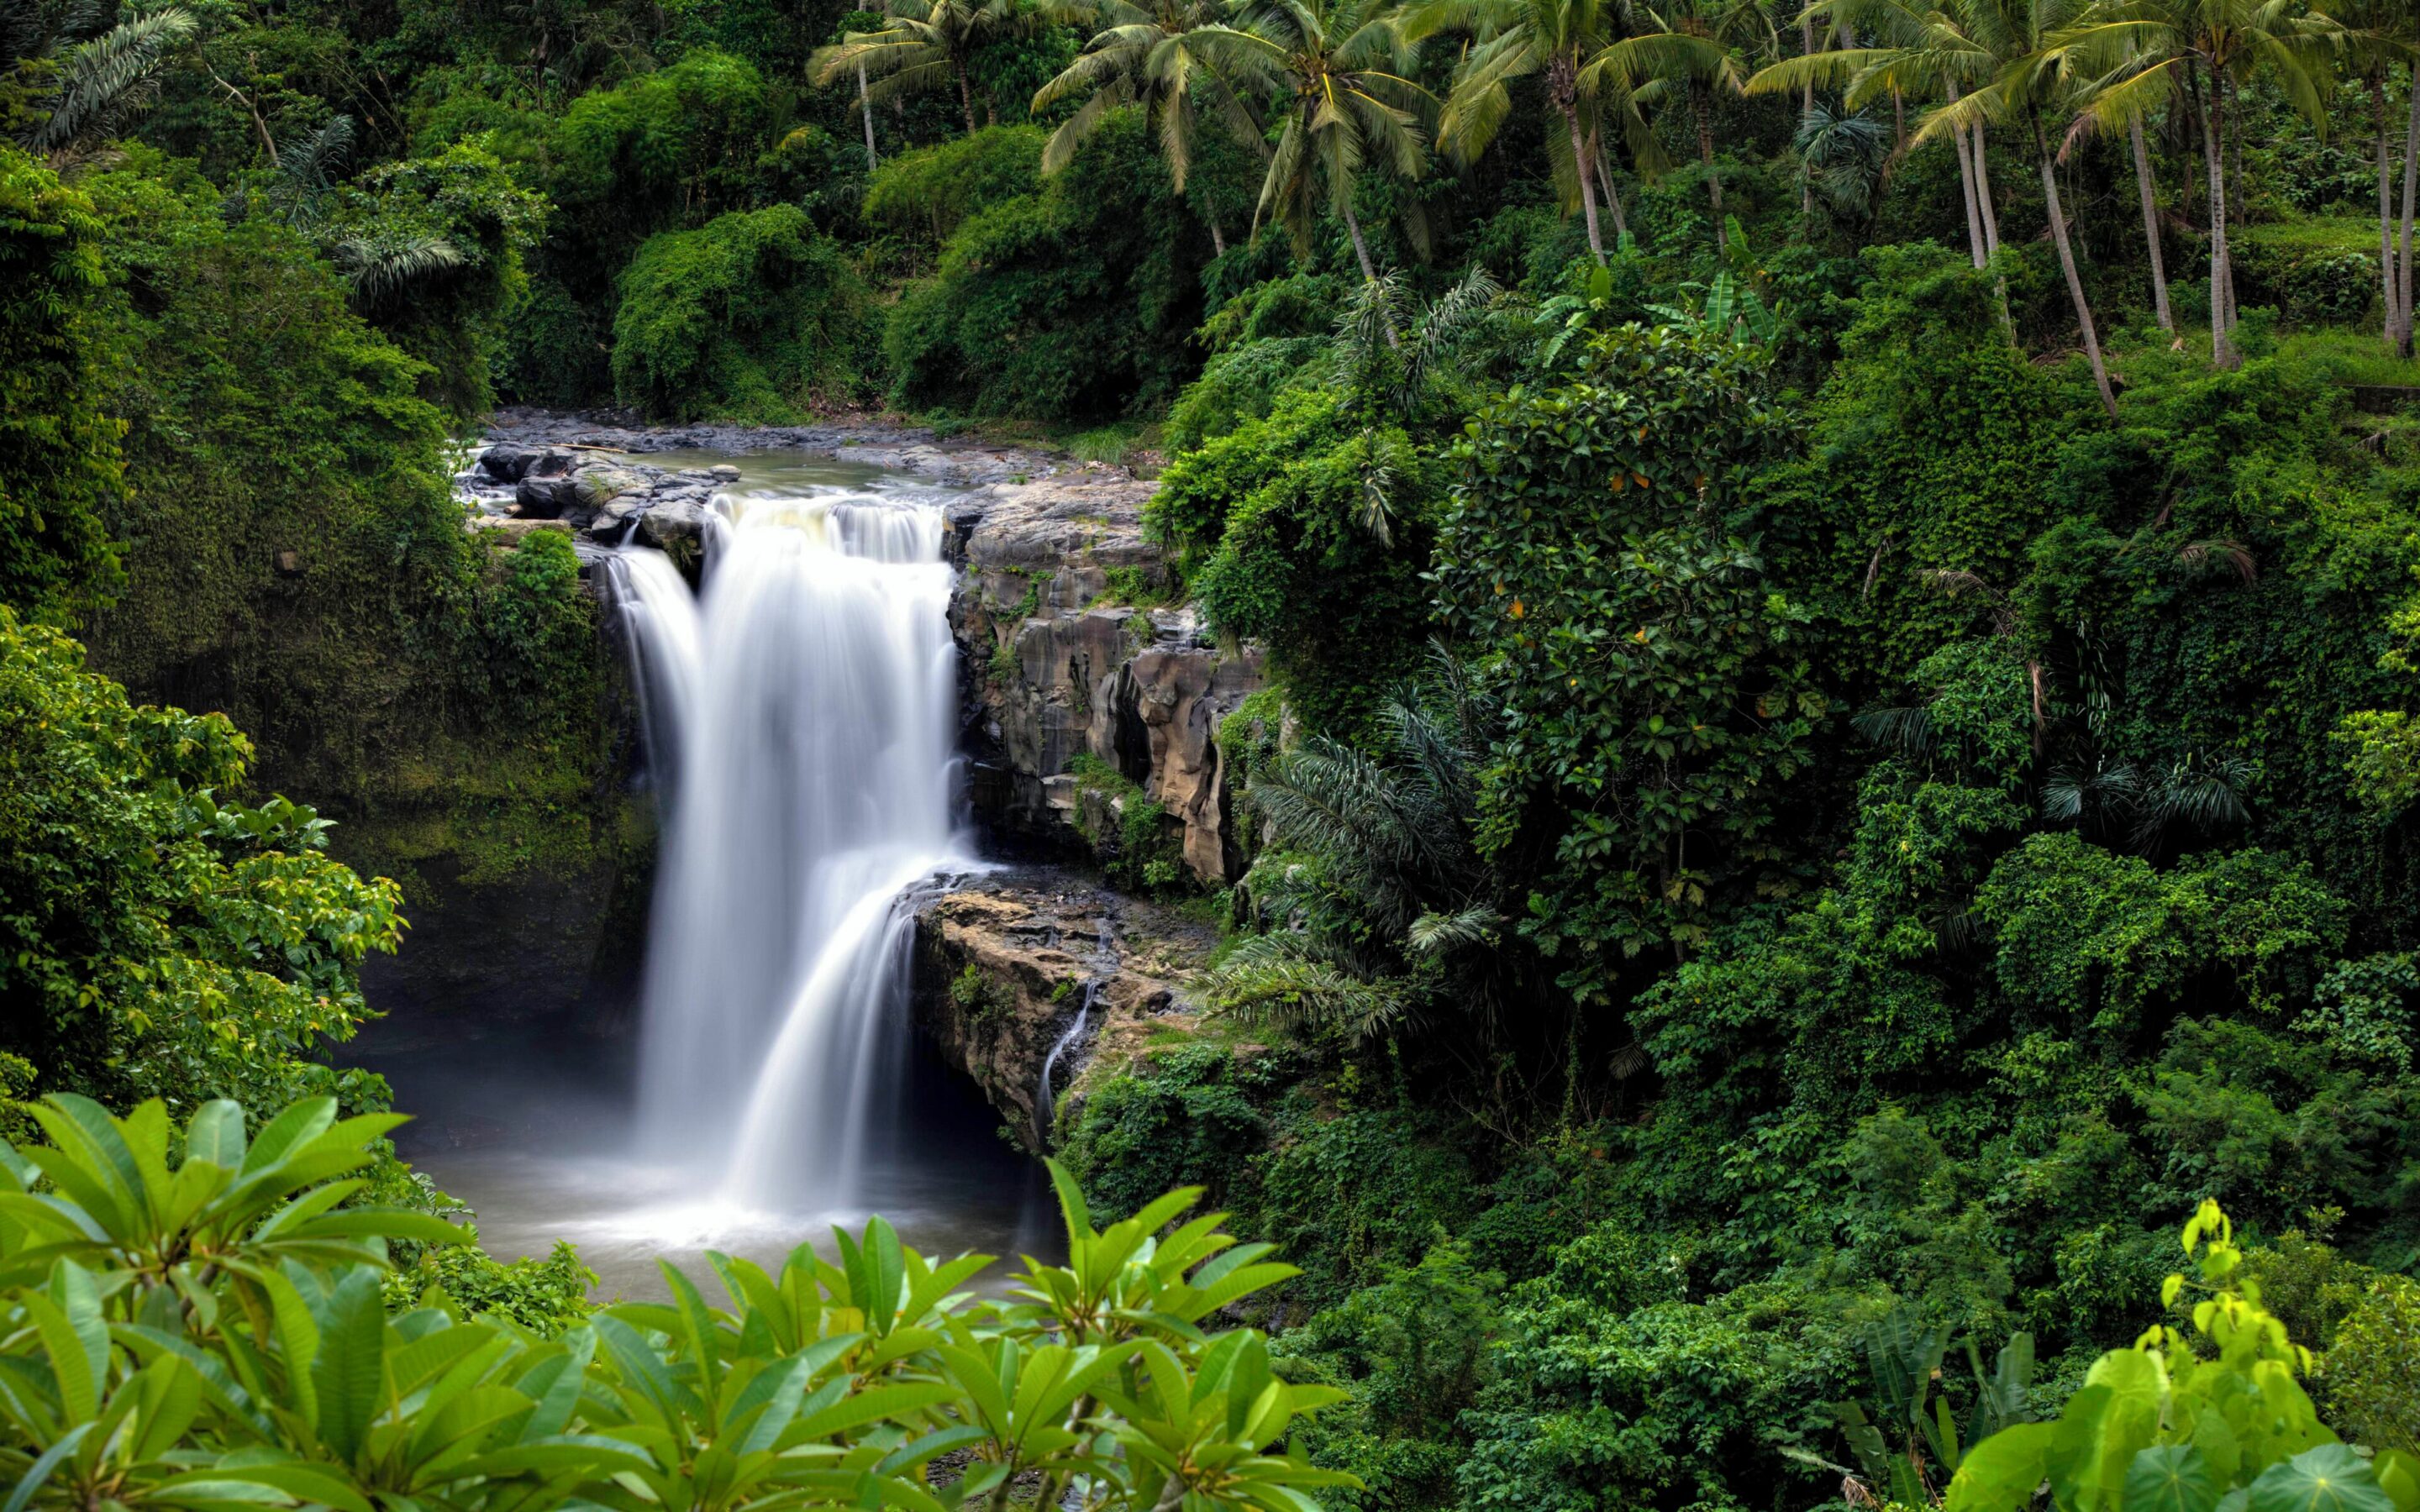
[947,476,1263,883]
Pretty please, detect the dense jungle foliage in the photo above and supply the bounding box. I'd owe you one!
[10,0,2420,1503]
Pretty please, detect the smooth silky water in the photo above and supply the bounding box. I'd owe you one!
[358,453,1051,1300]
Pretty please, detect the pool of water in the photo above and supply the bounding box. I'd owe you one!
[360,1024,1053,1302]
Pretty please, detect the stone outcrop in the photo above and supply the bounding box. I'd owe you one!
[949,476,1264,883]
[910,872,1215,1151]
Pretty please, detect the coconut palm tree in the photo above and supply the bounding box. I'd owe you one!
[1747,0,2002,272]
[1927,0,2122,415]
[812,0,1039,135]
[1409,0,1659,265]
[1584,0,1775,254]
[2050,0,2338,370]
[2332,0,2417,355]
[1031,0,1265,198]
[1187,0,1439,281]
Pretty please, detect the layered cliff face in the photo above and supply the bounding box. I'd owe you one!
[910,874,1218,1152]
[946,476,1263,884]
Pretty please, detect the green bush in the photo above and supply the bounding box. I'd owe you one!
[1942,1201,2419,1509]
[334,139,548,419]
[882,108,1204,422]
[613,204,875,422]
[862,125,1044,245]
[0,1095,1349,1512]
[1434,322,1818,980]
[0,144,123,622]
[1149,388,1439,735]
[0,607,402,1116]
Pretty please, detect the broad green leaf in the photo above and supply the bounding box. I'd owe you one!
[1945,1423,2054,1512]
[2128,1445,2223,1512]
[308,1266,387,1462]
[187,1102,248,1170]
[2249,1446,2396,1512]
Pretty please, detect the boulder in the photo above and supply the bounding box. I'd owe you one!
[513,450,584,518]
[574,463,654,509]
[477,444,542,484]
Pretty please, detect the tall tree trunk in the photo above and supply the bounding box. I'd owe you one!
[2400,79,2419,358]
[955,59,976,134]
[1693,85,1725,253]
[1341,195,1380,284]
[2035,112,2118,417]
[1594,137,1629,238]
[1893,87,1905,150]
[1948,81,1987,268]
[1566,102,1606,265]
[2203,66,2236,369]
[1800,15,1818,216]
[2131,113,2171,332]
[1210,220,1227,256]
[859,61,879,169]
[2380,77,2402,350]
[1970,122,2000,255]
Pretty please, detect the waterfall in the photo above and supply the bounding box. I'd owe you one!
[608,486,962,1211]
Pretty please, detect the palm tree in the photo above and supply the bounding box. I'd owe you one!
[2050,0,2338,370]
[1205,651,1508,1047]
[1748,1,2002,272]
[1028,0,1267,248]
[13,8,197,162]
[1188,0,1439,281]
[1928,0,2121,416]
[2334,0,2417,355]
[1585,0,1775,254]
[1410,0,1657,266]
[813,0,1037,136]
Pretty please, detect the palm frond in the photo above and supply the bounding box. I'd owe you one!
[28,7,194,152]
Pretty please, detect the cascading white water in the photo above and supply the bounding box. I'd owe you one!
[608,486,962,1212]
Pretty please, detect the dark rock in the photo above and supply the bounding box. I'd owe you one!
[478,444,541,483]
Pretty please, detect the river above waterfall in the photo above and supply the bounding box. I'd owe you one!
[356,446,1054,1302]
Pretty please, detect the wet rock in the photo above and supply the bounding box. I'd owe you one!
[911,871,1213,1152]
[478,444,542,484]
[574,462,653,510]
[513,450,585,517]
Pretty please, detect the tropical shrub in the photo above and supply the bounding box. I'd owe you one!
[1434,322,1819,983]
[0,144,122,622]
[0,1093,1355,1512]
[1148,388,1440,733]
[862,125,1043,245]
[882,108,1203,421]
[1942,1200,2420,1510]
[612,204,875,422]
[0,608,402,1116]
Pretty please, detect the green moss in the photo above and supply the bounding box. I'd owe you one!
[1068,752,1188,893]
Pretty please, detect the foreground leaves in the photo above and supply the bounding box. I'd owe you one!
[0,1095,1348,1512]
